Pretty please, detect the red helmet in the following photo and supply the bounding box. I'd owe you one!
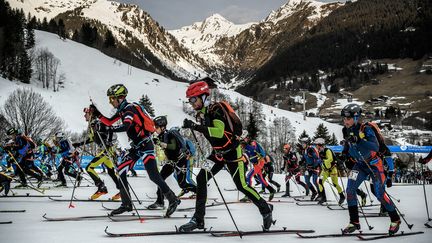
[186,81,210,98]
[283,144,291,151]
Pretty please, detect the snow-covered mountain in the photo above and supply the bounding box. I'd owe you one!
[7,0,209,80]
[169,14,254,66]
[0,30,343,145]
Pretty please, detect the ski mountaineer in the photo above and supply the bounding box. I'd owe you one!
[340,103,401,235]
[90,84,180,216]
[262,154,281,192]
[35,138,54,178]
[179,81,274,232]
[281,143,309,197]
[300,137,321,200]
[314,138,346,205]
[147,116,197,209]
[241,135,276,201]
[72,107,121,200]
[5,128,43,188]
[340,154,368,206]
[53,132,82,187]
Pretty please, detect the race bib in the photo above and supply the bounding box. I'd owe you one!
[304,170,309,176]
[349,170,359,181]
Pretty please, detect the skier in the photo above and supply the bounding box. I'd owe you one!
[314,137,345,204]
[91,84,180,216]
[340,103,401,235]
[147,116,197,209]
[179,81,273,232]
[35,138,54,178]
[300,137,321,200]
[262,154,281,192]
[5,128,43,188]
[281,143,308,197]
[72,107,121,200]
[53,132,82,187]
[241,135,276,201]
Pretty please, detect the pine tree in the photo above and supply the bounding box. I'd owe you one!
[138,94,155,117]
[25,15,36,49]
[313,123,331,144]
[18,50,32,83]
[246,111,259,140]
[329,133,338,145]
[299,130,310,141]
[58,18,66,39]
[103,29,116,48]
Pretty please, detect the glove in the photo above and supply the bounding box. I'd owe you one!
[183,119,196,129]
[347,135,359,144]
[152,137,160,145]
[89,104,101,117]
[386,171,394,188]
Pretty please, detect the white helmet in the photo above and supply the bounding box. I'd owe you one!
[55,132,64,140]
[314,137,325,145]
[240,130,249,140]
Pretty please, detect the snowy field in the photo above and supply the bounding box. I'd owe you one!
[0,170,431,243]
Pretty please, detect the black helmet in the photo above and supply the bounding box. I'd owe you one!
[341,103,362,118]
[107,84,128,97]
[6,128,18,136]
[153,116,167,127]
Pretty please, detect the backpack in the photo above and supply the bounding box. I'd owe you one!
[131,102,156,134]
[360,122,390,156]
[210,101,242,140]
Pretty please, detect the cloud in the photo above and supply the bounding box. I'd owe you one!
[219,5,262,24]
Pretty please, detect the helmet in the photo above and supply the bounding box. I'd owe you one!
[55,132,64,140]
[153,116,168,127]
[283,144,291,151]
[6,128,18,136]
[298,137,311,144]
[186,81,210,98]
[107,84,128,97]
[314,138,325,145]
[341,104,362,118]
[240,130,249,140]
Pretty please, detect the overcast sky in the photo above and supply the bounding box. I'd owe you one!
[115,0,344,30]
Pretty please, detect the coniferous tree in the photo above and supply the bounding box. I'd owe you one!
[313,123,331,144]
[48,19,58,34]
[298,130,310,142]
[138,94,155,117]
[41,17,48,31]
[329,133,339,145]
[103,29,116,48]
[246,111,259,140]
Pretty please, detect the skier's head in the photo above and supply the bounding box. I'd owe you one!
[341,103,362,128]
[298,137,310,149]
[186,81,210,110]
[107,84,128,109]
[153,116,167,134]
[83,107,93,122]
[283,144,291,153]
[313,137,325,151]
[6,128,20,138]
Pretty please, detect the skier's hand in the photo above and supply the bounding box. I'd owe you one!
[347,135,359,144]
[183,119,196,129]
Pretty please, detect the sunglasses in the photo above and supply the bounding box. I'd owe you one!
[188,97,198,104]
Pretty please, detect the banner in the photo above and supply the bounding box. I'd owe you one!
[328,145,432,154]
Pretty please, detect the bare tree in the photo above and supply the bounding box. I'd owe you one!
[34,48,62,91]
[1,88,65,139]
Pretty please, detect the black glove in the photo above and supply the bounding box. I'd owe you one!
[152,137,160,145]
[89,104,101,117]
[347,135,359,144]
[386,171,393,188]
[183,119,196,129]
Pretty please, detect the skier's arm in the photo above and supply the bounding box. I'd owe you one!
[323,149,333,169]
[194,118,225,138]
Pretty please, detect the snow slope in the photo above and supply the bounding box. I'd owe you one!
[0,30,343,142]
[0,171,431,243]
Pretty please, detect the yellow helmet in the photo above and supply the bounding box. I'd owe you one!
[107,84,128,97]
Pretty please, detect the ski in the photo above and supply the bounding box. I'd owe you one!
[177,201,235,211]
[425,222,431,228]
[211,228,315,237]
[223,188,238,192]
[0,221,12,224]
[297,232,390,238]
[360,213,404,218]
[104,226,225,237]
[108,214,217,222]
[48,196,150,203]
[0,210,26,213]
[327,205,374,211]
[1,194,62,198]
[357,231,424,241]
[43,213,113,221]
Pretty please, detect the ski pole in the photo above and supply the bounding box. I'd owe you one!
[190,129,243,238]
[68,146,87,208]
[94,130,144,222]
[358,198,374,230]
[354,144,413,229]
[363,181,374,204]
[290,176,304,195]
[6,151,45,194]
[421,164,431,223]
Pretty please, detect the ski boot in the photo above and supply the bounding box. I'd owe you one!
[310,190,317,201]
[317,193,327,205]
[276,185,281,193]
[281,192,290,197]
[262,204,274,231]
[240,196,250,202]
[268,192,275,201]
[111,192,121,200]
[259,189,265,194]
[90,186,108,200]
[147,202,165,210]
[388,220,401,235]
[178,217,205,232]
[342,222,360,234]
[14,183,28,189]
[164,190,181,217]
[338,192,346,205]
[110,204,132,216]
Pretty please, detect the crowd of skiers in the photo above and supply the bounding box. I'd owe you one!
[1,81,431,235]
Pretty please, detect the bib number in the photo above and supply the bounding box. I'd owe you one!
[349,170,359,181]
